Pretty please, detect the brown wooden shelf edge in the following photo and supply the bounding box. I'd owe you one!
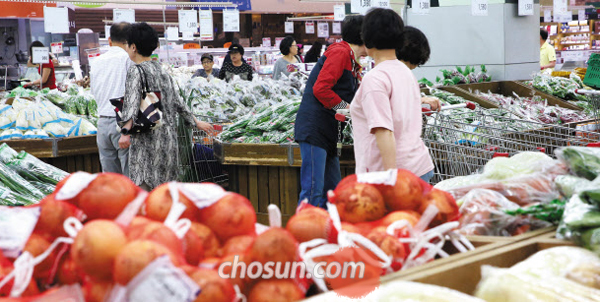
[0,135,98,158]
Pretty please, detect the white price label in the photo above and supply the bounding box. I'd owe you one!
[351,0,372,14]
[0,206,41,258]
[413,0,430,15]
[317,22,329,38]
[334,5,346,21]
[275,37,284,48]
[262,37,272,47]
[182,31,194,40]
[472,0,488,16]
[166,27,179,41]
[51,42,63,54]
[544,9,552,22]
[178,10,198,33]
[357,169,398,186]
[113,9,135,23]
[332,22,342,34]
[555,12,572,22]
[285,21,294,34]
[554,0,567,15]
[105,25,111,39]
[31,47,50,64]
[305,21,315,34]
[44,7,70,34]
[518,0,534,16]
[579,9,587,21]
[223,9,240,32]
[373,0,390,8]
[199,10,214,41]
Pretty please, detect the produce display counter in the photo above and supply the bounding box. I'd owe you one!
[383,229,571,295]
[1,135,101,174]
[214,141,355,225]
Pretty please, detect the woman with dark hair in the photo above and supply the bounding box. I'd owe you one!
[304,41,323,63]
[294,15,367,208]
[118,23,213,190]
[219,43,253,82]
[273,35,299,80]
[350,8,434,182]
[25,41,57,89]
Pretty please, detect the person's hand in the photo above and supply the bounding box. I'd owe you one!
[422,97,441,111]
[196,120,214,134]
[118,134,131,149]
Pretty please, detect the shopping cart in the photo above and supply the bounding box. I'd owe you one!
[177,114,229,185]
[576,89,600,128]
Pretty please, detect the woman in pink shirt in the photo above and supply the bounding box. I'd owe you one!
[350,8,434,182]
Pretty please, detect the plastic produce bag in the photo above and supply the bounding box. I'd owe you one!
[556,146,600,180]
[458,189,550,236]
[481,152,556,180]
[561,195,600,231]
[43,123,68,138]
[555,175,591,198]
[0,161,44,200]
[0,143,18,163]
[0,129,23,141]
[7,150,69,185]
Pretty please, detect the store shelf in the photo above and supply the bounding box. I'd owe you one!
[559,41,590,45]
[561,31,591,35]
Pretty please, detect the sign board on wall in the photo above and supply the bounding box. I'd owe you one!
[305,22,315,34]
[472,0,488,16]
[332,22,341,34]
[44,7,69,33]
[199,10,213,41]
[285,22,294,34]
[317,22,329,38]
[223,9,240,32]
[113,9,135,23]
[413,0,430,15]
[518,0,534,16]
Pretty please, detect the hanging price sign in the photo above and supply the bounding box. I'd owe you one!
[178,10,198,33]
[579,9,587,21]
[317,22,329,38]
[166,27,179,41]
[373,0,390,8]
[306,22,315,34]
[262,37,271,47]
[32,47,49,64]
[544,9,552,22]
[51,42,63,54]
[285,22,294,34]
[332,22,342,34]
[518,0,534,16]
[113,9,135,23]
[472,0,488,16]
[334,5,346,21]
[351,0,371,15]
[44,7,70,33]
[413,0,430,15]
[199,10,214,41]
[554,0,567,15]
[223,9,240,32]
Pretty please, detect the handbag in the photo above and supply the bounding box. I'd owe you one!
[110,65,163,134]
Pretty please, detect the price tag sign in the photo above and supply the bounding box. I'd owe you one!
[166,27,179,41]
[50,42,63,54]
[555,12,572,22]
[178,10,198,33]
[44,7,70,33]
[262,37,272,47]
[306,21,315,34]
[334,4,346,21]
[579,9,587,21]
[332,22,342,34]
[32,47,49,64]
[113,9,135,23]
[413,0,430,15]
[373,0,390,8]
[182,31,194,40]
[199,10,214,41]
[554,0,567,15]
[317,22,329,38]
[544,9,552,22]
[351,0,372,15]
[518,0,534,16]
[472,0,488,16]
[275,37,284,48]
[223,9,240,32]
[285,22,294,34]
[105,25,111,39]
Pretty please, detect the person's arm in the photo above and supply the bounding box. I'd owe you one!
[119,66,142,130]
[273,59,283,80]
[28,66,52,86]
[541,61,556,70]
[374,128,397,170]
[247,64,253,81]
[312,48,350,109]
[218,64,227,80]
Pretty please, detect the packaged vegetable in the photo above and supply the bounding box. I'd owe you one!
[557,146,600,180]
[555,175,591,198]
[0,161,44,200]
[561,195,600,230]
[7,149,69,185]
[505,199,566,224]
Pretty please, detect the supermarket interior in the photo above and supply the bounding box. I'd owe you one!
[2,0,600,301]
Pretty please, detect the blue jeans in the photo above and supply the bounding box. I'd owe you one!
[420,170,435,183]
[299,142,341,209]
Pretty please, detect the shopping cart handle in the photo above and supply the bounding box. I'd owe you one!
[213,125,223,131]
[492,152,510,158]
[536,147,546,153]
[421,107,434,116]
[486,146,500,152]
[465,102,476,110]
[587,142,600,148]
[335,113,347,122]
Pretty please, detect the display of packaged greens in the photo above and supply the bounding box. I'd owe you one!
[562,195,600,230]
[556,147,600,180]
[0,185,37,206]
[87,97,98,117]
[75,95,88,115]
[579,227,600,255]
[555,175,592,198]
[64,96,79,115]
[504,199,566,224]
[6,149,69,185]
[30,181,56,196]
[0,143,18,164]
[0,161,44,200]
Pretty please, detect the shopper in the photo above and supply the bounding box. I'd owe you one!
[540,29,556,71]
[273,36,300,80]
[396,26,440,111]
[90,22,132,176]
[297,44,305,62]
[119,23,213,191]
[219,44,254,82]
[304,41,323,63]
[350,8,434,182]
[294,15,367,208]
[24,41,57,89]
[193,53,220,79]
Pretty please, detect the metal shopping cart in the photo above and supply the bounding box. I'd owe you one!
[576,89,600,130]
[177,114,229,185]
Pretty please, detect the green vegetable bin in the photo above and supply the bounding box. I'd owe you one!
[583,53,600,89]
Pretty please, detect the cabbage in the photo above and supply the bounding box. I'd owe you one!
[482,152,555,180]
[434,174,486,192]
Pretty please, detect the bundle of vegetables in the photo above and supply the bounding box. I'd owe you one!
[6,87,39,98]
[219,100,300,144]
[527,72,589,102]
[419,65,492,87]
[0,97,97,140]
[475,246,600,301]
[475,90,590,124]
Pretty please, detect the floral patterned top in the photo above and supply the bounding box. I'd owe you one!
[120,60,195,189]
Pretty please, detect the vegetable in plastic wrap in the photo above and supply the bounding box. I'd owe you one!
[0,161,44,200]
[555,175,592,198]
[505,199,566,225]
[481,152,557,180]
[6,149,69,185]
[0,185,37,206]
[557,147,600,180]
[559,195,600,237]
[86,96,98,117]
